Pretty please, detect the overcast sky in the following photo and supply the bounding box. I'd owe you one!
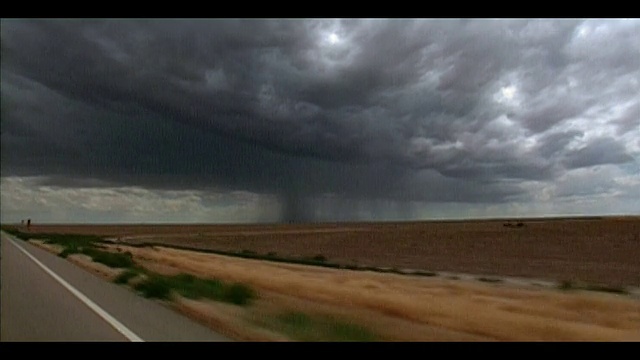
[1,19,639,224]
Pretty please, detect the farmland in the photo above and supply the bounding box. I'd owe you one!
[4,216,640,341]
[15,216,640,287]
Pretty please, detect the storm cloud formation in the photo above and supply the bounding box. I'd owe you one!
[1,19,639,223]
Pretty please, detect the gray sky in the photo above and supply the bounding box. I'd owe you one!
[1,19,639,223]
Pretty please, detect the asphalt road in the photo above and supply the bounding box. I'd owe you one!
[0,231,231,342]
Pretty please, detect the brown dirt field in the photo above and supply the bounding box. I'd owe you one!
[20,216,640,286]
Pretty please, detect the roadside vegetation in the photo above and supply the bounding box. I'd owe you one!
[1,226,258,306]
[113,269,140,284]
[558,280,628,295]
[3,225,638,341]
[131,272,257,305]
[254,311,379,342]
[2,226,135,268]
[3,225,634,298]
[2,226,376,340]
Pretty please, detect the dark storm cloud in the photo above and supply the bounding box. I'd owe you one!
[615,102,640,136]
[517,98,590,133]
[2,19,639,221]
[562,137,634,170]
[535,130,584,159]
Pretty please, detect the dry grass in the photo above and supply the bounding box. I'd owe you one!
[110,244,640,341]
[173,298,290,342]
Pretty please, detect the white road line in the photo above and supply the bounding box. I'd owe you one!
[5,234,144,342]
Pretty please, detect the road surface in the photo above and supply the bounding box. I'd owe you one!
[0,231,231,342]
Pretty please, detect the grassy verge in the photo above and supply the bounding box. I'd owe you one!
[82,247,135,268]
[2,227,260,309]
[1,227,134,268]
[2,228,104,247]
[1,226,382,341]
[255,311,379,342]
[133,272,257,306]
[114,269,140,284]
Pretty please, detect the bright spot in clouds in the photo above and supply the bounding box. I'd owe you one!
[501,86,516,100]
[494,85,521,106]
[328,33,339,44]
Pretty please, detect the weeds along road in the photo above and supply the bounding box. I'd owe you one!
[0,231,231,342]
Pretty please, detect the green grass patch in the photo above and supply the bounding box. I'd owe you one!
[82,247,135,268]
[224,283,257,306]
[134,275,173,300]
[166,273,226,300]
[261,312,378,342]
[58,243,83,258]
[1,227,49,241]
[1,226,29,239]
[132,273,257,305]
[36,233,104,248]
[477,277,502,283]
[2,229,134,269]
[114,269,140,285]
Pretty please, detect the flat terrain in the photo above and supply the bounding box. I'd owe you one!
[4,217,640,341]
[18,216,640,287]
